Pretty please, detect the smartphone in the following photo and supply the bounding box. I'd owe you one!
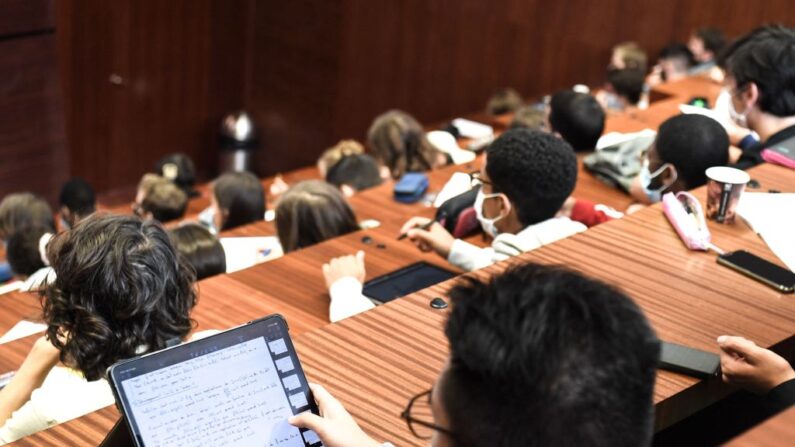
[659,342,721,379]
[717,250,795,293]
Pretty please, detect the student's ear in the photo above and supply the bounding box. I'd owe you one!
[744,82,760,108]
[340,184,356,198]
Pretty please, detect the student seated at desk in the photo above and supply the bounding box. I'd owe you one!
[398,129,585,272]
[0,193,56,284]
[608,41,648,73]
[0,215,197,444]
[509,105,547,131]
[646,42,694,87]
[276,180,360,253]
[604,68,646,111]
[485,87,524,116]
[688,27,726,75]
[547,90,605,152]
[155,153,199,198]
[629,114,729,204]
[294,263,661,447]
[368,110,448,180]
[57,178,95,230]
[718,336,795,413]
[325,153,384,197]
[169,223,226,280]
[721,25,795,169]
[6,225,55,292]
[209,171,266,232]
[132,173,188,223]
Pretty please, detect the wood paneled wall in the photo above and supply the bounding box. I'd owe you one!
[0,0,66,205]
[5,0,795,199]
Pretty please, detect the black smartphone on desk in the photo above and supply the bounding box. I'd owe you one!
[717,250,795,293]
[659,342,721,379]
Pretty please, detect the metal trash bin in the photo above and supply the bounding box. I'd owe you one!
[219,111,258,173]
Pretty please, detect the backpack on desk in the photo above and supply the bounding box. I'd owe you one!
[583,134,655,192]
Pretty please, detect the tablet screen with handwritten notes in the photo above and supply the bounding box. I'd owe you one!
[108,315,323,447]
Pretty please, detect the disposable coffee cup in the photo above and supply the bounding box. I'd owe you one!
[705,166,750,224]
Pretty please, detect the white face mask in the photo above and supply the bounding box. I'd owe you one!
[474,188,507,237]
[198,207,218,235]
[728,94,750,128]
[639,158,678,203]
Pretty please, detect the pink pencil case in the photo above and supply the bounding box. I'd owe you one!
[662,192,711,251]
[762,148,795,169]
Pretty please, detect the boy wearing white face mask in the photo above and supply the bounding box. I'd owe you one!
[629,114,729,204]
[320,130,586,322]
[398,129,585,272]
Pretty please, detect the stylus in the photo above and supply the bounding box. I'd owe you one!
[398,220,435,240]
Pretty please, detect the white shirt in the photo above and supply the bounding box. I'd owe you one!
[0,367,115,445]
[328,217,586,321]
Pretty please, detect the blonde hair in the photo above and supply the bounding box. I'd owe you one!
[613,42,648,72]
[138,174,188,222]
[367,110,443,179]
[486,88,524,115]
[317,140,365,177]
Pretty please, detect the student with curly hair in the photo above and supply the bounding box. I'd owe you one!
[0,215,197,443]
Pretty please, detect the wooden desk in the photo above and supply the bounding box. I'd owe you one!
[0,291,41,334]
[725,405,795,447]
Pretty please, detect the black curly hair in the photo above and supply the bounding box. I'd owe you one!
[485,129,578,226]
[42,214,197,381]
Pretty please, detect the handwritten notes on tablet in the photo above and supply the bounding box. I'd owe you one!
[121,338,305,447]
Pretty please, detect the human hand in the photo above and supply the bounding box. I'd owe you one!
[322,251,366,289]
[289,383,381,447]
[400,217,455,258]
[717,335,795,394]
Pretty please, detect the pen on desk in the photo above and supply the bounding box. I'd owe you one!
[398,220,435,240]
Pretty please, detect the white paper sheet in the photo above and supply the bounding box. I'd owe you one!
[220,237,284,273]
[0,320,47,344]
[737,193,795,271]
[434,172,473,208]
[451,118,494,139]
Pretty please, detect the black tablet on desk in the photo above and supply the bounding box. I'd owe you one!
[363,261,458,303]
[107,315,323,447]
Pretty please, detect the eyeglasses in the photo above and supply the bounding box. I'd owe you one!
[400,388,458,441]
[468,171,492,188]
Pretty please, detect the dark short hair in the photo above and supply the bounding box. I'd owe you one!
[156,153,197,196]
[325,154,383,192]
[0,193,55,240]
[275,180,359,253]
[486,129,577,226]
[42,214,196,381]
[548,91,605,151]
[213,171,265,231]
[169,223,226,280]
[721,25,795,117]
[659,42,695,71]
[695,27,726,55]
[608,69,646,105]
[655,114,729,189]
[7,225,49,277]
[59,178,96,219]
[443,263,660,447]
[138,174,188,223]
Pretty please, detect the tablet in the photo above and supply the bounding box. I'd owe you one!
[362,261,457,303]
[107,315,323,447]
